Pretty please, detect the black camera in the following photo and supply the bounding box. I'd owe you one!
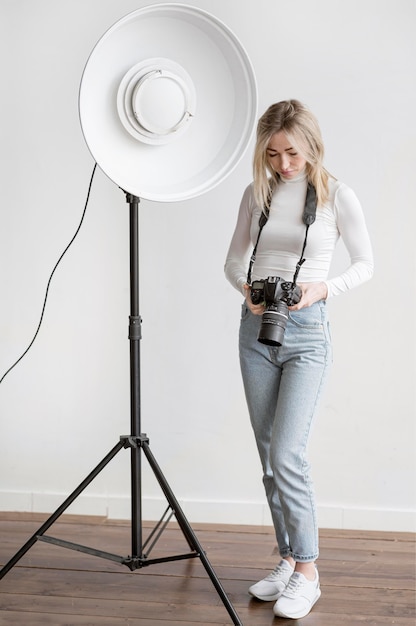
[250,276,302,346]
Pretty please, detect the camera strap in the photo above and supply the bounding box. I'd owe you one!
[246,182,316,285]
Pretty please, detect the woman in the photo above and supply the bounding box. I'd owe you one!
[224,100,373,619]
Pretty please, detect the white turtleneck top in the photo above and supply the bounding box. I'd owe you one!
[224,172,374,298]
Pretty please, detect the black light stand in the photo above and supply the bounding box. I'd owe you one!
[0,191,242,626]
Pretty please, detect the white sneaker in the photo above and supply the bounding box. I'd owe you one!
[248,559,294,601]
[273,569,321,619]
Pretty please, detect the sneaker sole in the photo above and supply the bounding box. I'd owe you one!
[249,590,281,602]
[273,588,321,619]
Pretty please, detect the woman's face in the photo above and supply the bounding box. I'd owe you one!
[266,131,307,180]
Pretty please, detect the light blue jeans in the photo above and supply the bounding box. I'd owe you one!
[239,300,332,562]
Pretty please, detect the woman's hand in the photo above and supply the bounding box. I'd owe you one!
[244,281,328,313]
[243,283,265,315]
[289,282,328,311]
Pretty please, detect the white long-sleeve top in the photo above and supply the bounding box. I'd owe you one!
[224,171,374,298]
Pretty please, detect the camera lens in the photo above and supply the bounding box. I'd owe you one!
[257,301,288,347]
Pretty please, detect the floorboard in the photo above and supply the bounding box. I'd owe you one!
[0,513,414,625]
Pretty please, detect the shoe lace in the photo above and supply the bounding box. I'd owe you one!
[265,563,288,582]
[283,573,305,597]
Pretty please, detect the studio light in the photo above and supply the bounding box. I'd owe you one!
[2,6,257,624]
[79,3,257,201]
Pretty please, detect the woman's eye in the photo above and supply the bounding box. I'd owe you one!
[267,151,297,158]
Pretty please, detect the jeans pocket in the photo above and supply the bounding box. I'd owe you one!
[288,305,324,330]
[241,302,251,321]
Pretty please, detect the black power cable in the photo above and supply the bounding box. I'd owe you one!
[0,163,97,385]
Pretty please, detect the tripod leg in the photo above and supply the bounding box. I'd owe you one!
[0,439,125,579]
[141,439,243,626]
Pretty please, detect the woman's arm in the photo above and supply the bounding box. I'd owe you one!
[325,185,374,297]
[224,185,255,295]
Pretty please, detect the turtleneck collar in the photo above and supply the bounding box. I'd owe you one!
[279,169,307,184]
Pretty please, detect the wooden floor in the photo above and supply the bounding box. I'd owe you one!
[0,512,414,625]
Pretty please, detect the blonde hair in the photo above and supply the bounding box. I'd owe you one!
[253,99,331,209]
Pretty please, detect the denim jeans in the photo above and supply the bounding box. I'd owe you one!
[239,300,332,562]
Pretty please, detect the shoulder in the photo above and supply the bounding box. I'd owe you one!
[325,177,367,231]
[326,177,361,211]
[239,182,257,214]
[241,181,255,202]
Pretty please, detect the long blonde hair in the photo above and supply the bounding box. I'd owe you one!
[253,100,331,209]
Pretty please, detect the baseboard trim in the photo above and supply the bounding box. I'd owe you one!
[0,491,414,532]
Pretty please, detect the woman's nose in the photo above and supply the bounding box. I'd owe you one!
[280,153,290,169]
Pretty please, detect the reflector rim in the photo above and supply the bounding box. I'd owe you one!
[79,3,257,202]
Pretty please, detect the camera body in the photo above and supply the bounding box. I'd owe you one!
[250,276,302,346]
[250,276,302,308]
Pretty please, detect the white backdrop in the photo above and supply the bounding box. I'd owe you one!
[0,0,415,532]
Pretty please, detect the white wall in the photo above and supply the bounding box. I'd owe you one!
[0,0,415,532]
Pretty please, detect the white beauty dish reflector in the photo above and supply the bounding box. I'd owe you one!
[79,3,257,202]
